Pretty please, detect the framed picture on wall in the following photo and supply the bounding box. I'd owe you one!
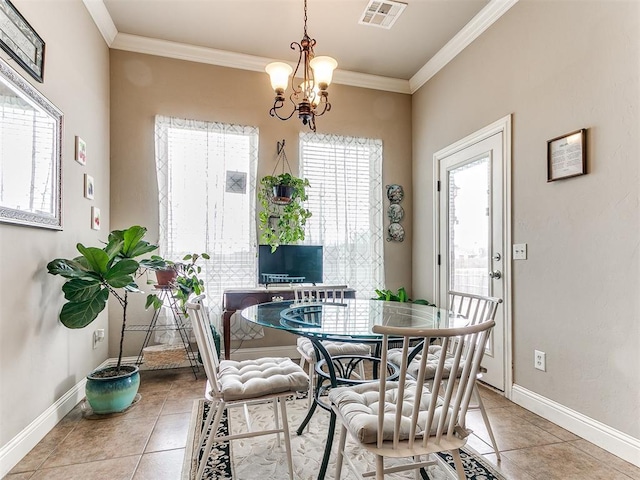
[91,206,100,230]
[84,174,94,199]
[0,0,45,82]
[75,136,87,165]
[547,129,586,182]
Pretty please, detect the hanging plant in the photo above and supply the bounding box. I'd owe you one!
[258,174,311,252]
[258,141,312,252]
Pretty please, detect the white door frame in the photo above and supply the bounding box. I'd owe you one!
[432,114,513,399]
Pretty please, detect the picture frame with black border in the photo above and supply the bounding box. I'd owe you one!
[547,128,586,182]
[0,0,45,83]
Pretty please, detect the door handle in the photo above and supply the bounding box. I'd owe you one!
[489,270,502,279]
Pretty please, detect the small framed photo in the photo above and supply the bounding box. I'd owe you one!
[547,129,586,182]
[91,206,100,230]
[75,136,87,166]
[84,174,95,199]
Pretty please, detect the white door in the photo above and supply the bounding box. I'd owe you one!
[435,119,511,392]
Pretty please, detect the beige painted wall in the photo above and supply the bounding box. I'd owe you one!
[109,50,412,355]
[0,1,110,447]
[412,0,639,438]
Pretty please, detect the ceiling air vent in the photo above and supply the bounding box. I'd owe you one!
[359,0,407,29]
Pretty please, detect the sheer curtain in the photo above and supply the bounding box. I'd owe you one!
[299,132,384,298]
[154,116,258,329]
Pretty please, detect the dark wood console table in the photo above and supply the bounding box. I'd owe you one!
[222,287,356,359]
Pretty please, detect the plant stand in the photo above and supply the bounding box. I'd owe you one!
[125,287,199,378]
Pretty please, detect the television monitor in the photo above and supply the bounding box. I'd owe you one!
[258,245,323,285]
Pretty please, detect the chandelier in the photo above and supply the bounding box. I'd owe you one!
[265,0,337,132]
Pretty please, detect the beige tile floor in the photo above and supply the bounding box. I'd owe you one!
[4,367,639,480]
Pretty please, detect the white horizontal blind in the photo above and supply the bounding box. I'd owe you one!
[155,116,258,327]
[299,133,384,298]
[0,94,56,216]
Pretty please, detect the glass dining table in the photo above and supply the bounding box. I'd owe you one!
[240,298,466,480]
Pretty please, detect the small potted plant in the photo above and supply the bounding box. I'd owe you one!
[258,173,312,252]
[47,225,163,414]
[153,266,177,287]
[145,252,209,312]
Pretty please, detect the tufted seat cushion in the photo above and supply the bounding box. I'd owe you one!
[216,357,309,401]
[387,345,462,380]
[329,381,462,444]
[296,337,371,362]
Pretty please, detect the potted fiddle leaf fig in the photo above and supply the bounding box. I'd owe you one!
[258,173,312,252]
[47,225,163,414]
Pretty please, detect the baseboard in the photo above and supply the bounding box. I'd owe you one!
[228,345,299,361]
[0,359,111,477]
[511,384,640,467]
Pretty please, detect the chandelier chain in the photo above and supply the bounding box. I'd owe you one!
[303,0,308,37]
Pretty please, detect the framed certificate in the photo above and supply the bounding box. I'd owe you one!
[547,129,586,182]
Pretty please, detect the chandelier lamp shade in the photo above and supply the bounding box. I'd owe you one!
[265,0,337,132]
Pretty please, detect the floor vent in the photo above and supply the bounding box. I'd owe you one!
[359,0,407,29]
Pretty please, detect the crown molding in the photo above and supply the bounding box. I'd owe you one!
[83,0,515,94]
[111,33,268,71]
[333,70,410,94]
[409,0,519,93]
[111,33,411,94]
[82,0,117,46]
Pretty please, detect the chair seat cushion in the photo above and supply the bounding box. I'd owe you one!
[296,337,371,362]
[388,345,462,380]
[218,357,309,401]
[329,381,460,444]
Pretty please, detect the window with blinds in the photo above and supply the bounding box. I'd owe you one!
[155,116,258,326]
[299,133,384,298]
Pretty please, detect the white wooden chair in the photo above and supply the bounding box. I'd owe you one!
[293,285,370,407]
[387,290,503,460]
[186,296,309,480]
[330,318,496,480]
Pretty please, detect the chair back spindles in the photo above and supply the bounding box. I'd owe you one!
[371,320,495,453]
[187,295,222,397]
[293,285,348,304]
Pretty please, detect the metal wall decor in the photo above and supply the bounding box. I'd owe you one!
[386,184,405,242]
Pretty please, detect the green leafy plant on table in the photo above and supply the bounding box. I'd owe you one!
[258,173,312,252]
[373,287,436,306]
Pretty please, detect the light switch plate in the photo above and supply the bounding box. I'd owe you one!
[513,243,527,260]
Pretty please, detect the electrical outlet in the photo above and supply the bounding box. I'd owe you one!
[93,329,105,349]
[534,350,546,371]
[513,243,527,260]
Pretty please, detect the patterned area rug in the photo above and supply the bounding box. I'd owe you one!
[183,398,506,480]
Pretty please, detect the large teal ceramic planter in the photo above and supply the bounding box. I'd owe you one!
[85,365,140,414]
